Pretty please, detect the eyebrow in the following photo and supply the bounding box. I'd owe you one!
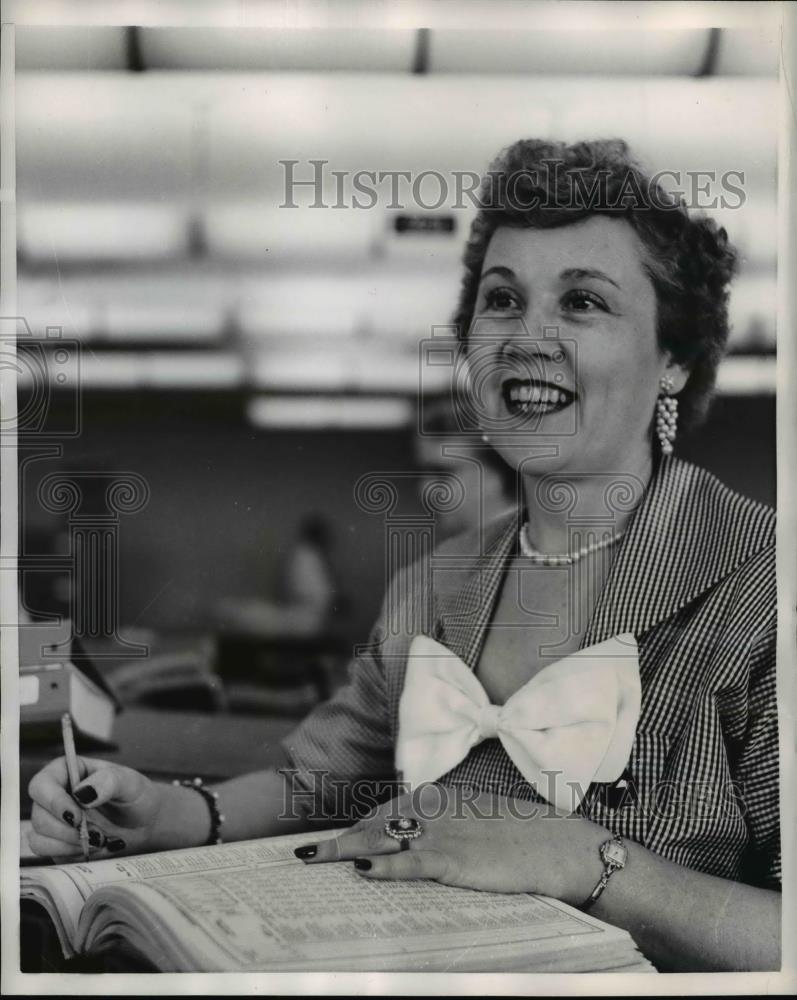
[480,264,622,290]
[560,267,621,290]
[479,266,517,283]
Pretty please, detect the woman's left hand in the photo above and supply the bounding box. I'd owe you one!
[297,784,606,906]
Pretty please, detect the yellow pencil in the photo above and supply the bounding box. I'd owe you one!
[61,713,90,861]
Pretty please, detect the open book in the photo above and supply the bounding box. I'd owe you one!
[21,829,655,973]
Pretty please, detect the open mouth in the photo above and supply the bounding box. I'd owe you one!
[501,378,576,416]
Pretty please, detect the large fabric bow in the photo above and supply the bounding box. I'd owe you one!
[396,632,641,814]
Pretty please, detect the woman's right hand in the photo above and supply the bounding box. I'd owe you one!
[28,757,164,860]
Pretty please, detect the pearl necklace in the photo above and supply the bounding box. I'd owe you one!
[519,522,624,566]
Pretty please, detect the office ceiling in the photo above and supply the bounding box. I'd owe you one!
[13,27,778,413]
[14,26,779,75]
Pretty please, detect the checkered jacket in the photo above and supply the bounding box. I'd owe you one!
[283,456,779,888]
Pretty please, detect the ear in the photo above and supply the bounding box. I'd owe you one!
[662,357,689,394]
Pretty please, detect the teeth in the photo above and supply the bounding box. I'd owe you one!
[508,384,568,404]
[504,381,572,413]
[509,383,564,402]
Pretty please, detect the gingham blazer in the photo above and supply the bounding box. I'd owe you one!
[283,456,779,888]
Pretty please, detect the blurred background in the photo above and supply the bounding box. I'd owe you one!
[15,24,777,721]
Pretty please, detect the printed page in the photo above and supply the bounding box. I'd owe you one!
[20,829,338,953]
[22,829,336,897]
[72,831,635,972]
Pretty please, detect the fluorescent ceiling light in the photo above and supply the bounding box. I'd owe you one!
[365,273,459,337]
[240,296,362,341]
[249,346,451,393]
[249,351,352,388]
[205,204,377,261]
[142,352,243,387]
[102,302,223,342]
[74,354,140,388]
[16,75,776,201]
[54,351,243,388]
[18,204,190,262]
[247,395,413,429]
[240,271,459,342]
[15,301,97,341]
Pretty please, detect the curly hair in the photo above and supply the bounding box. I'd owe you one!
[453,138,738,431]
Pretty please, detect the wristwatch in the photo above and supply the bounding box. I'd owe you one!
[580,834,627,910]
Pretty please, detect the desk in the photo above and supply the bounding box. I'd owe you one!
[216,631,352,710]
[21,707,296,817]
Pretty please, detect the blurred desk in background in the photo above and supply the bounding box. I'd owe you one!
[83,627,350,717]
[20,707,295,818]
[216,631,350,716]
[80,631,225,713]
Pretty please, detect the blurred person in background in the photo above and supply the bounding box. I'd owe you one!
[214,513,338,639]
[28,139,779,972]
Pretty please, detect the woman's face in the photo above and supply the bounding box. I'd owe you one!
[465,216,687,478]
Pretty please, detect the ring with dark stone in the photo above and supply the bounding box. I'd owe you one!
[384,817,423,851]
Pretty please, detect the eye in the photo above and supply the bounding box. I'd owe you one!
[482,286,523,312]
[561,289,608,313]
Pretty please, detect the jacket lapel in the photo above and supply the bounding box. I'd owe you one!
[582,456,774,645]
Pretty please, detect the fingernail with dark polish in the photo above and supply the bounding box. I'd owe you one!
[106,838,126,853]
[75,785,97,805]
[88,829,103,848]
[354,857,372,871]
[62,810,75,826]
[294,844,317,860]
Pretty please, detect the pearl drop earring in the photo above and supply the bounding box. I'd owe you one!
[656,374,678,456]
[481,432,490,444]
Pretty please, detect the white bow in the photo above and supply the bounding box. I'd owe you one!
[396,632,641,814]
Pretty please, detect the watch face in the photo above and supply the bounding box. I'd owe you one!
[602,840,627,867]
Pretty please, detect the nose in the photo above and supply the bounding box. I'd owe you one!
[466,313,572,385]
[501,340,561,377]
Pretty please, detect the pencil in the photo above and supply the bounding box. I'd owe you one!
[61,713,90,861]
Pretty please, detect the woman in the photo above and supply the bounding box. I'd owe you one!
[27,140,779,972]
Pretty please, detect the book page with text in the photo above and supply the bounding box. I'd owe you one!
[71,830,641,972]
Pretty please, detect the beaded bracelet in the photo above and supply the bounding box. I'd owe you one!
[172,777,225,845]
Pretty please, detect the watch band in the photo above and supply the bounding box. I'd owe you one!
[580,834,627,910]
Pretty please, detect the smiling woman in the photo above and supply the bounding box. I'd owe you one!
[455,138,736,434]
[27,139,779,973]
[470,219,673,479]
